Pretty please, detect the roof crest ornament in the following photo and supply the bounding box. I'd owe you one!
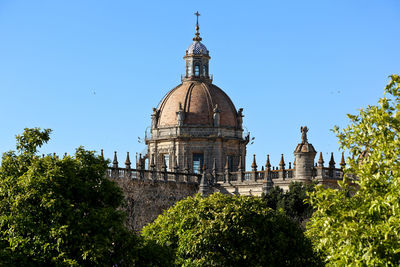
[193,11,202,41]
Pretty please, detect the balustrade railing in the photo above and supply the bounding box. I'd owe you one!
[106,167,201,183]
[106,165,342,185]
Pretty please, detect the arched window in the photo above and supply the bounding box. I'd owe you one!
[194,64,200,76]
[203,65,207,76]
[193,153,204,174]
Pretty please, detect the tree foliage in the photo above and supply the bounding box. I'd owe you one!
[306,75,400,265]
[142,193,320,266]
[0,128,138,265]
[263,181,315,225]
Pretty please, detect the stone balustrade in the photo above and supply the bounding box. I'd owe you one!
[106,165,343,185]
[106,167,201,183]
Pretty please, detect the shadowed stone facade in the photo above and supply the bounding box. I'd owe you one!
[113,177,198,232]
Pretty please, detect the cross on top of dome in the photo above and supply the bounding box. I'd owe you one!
[186,11,209,55]
[193,11,202,42]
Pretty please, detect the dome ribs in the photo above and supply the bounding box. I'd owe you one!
[200,82,214,125]
[184,82,195,115]
[156,81,238,128]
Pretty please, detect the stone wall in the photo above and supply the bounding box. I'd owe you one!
[112,177,198,232]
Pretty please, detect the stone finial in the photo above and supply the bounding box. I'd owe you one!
[300,126,309,144]
[174,155,179,172]
[289,162,292,169]
[279,154,285,170]
[201,163,206,174]
[198,169,209,196]
[318,152,324,167]
[113,151,118,168]
[100,149,104,160]
[150,154,155,169]
[265,154,271,170]
[185,157,190,172]
[329,152,335,168]
[225,156,229,172]
[212,158,217,172]
[125,152,131,169]
[251,154,257,171]
[139,153,142,163]
[340,152,346,169]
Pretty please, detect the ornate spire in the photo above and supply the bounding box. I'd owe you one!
[329,152,335,168]
[279,154,285,170]
[251,154,257,171]
[318,152,324,166]
[113,151,118,168]
[318,152,324,167]
[340,152,346,169]
[193,11,202,41]
[265,155,271,170]
[125,152,131,169]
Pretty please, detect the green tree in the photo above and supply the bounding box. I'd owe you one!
[142,193,321,266]
[0,128,138,266]
[306,75,400,265]
[263,181,315,225]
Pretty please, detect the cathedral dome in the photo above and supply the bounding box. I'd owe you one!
[186,41,209,55]
[157,81,239,128]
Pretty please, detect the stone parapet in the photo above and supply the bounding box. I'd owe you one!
[106,167,201,184]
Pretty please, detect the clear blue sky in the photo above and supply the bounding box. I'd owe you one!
[0,0,399,168]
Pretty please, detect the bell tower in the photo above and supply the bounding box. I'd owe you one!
[183,11,212,83]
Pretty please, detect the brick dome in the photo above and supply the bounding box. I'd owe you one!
[157,81,238,128]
